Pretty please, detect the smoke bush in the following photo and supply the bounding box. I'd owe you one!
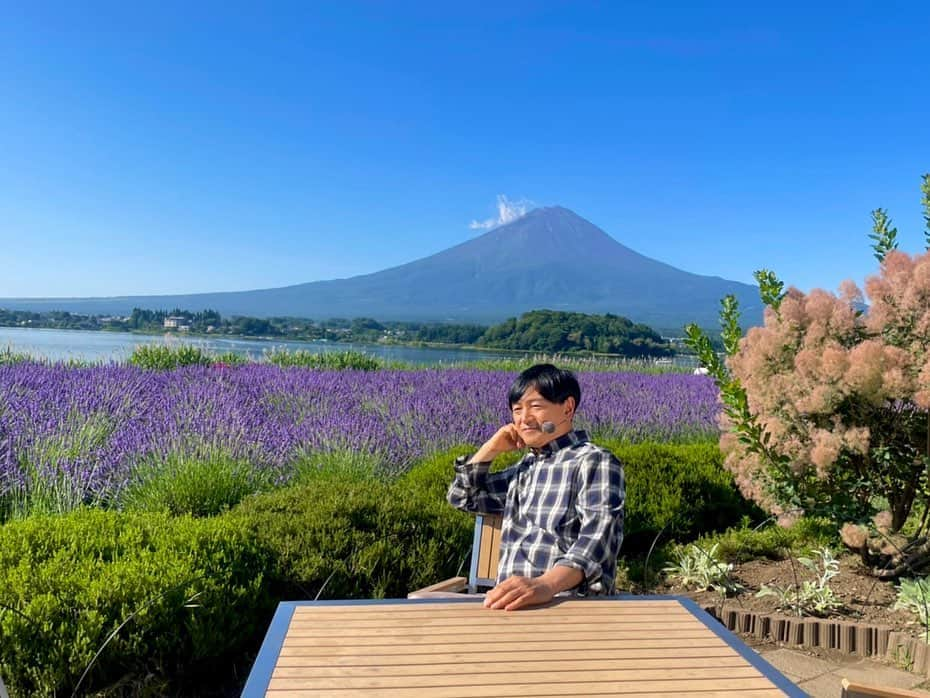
[723,250,930,530]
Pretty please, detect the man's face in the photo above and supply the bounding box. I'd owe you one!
[510,387,574,448]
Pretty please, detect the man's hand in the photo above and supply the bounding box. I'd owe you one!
[469,424,525,464]
[483,575,554,611]
[484,566,585,611]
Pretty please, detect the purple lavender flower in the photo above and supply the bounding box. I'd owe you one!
[0,364,719,514]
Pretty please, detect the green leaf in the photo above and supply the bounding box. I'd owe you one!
[869,208,899,262]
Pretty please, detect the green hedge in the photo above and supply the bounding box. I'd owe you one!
[0,510,272,697]
[231,465,473,600]
[0,440,751,696]
[608,440,761,552]
[0,468,473,697]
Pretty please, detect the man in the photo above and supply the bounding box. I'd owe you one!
[447,363,625,611]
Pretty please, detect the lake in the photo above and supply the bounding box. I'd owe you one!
[0,327,703,368]
[0,326,520,365]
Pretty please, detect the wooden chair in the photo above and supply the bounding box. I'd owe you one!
[408,514,502,597]
[841,678,929,698]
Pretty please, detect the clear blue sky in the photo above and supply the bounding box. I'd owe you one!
[2,1,928,299]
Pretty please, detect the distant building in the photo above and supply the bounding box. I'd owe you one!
[163,316,190,330]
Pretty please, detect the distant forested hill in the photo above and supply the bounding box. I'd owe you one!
[477,310,672,357]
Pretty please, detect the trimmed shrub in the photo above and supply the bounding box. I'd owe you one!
[395,447,480,574]
[232,474,473,601]
[396,445,476,506]
[604,440,762,553]
[0,471,472,696]
[0,509,272,697]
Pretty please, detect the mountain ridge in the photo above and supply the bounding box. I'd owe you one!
[0,207,762,330]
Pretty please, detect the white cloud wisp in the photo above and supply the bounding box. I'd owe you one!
[469,195,534,230]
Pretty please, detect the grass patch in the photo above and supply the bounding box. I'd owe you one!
[291,449,382,484]
[128,344,214,370]
[0,345,34,365]
[121,452,273,517]
[211,351,249,366]
[264,348,386,370]
[695,515,839,562]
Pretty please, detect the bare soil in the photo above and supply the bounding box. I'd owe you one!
[656,553,929,638]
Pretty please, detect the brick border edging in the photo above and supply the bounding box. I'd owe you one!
[701,604,930,676]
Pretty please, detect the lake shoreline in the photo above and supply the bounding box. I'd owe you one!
[1,324,695,366]
[0,326,547,366]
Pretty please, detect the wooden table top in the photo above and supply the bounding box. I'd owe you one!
[243,596,804,697]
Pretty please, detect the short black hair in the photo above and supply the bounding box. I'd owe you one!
[508,363,581,409]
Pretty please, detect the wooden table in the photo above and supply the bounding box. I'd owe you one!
[243,596,805,697]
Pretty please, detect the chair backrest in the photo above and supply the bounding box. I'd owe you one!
[841,678,928,698]
[468,514,503,593]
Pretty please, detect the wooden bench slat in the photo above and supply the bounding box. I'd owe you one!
[841,680,930,698]
[284,618,705,634]
[477,520,496,580]
[266,675,779,692]
[266,688,788,698]
[283,631,720,649]
[485,518,501,578]
[278,637,731,657]
[271,655,751,675]
[276,645,738,663]
[286,611,703,628]
[294,599,683,614]
[271,666,767,683]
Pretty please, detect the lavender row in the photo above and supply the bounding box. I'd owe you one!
[0,364,719,505]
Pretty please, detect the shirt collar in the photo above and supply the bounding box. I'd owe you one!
[533,429,589,457]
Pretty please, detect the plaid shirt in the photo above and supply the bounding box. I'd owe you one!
[447,430,625,594]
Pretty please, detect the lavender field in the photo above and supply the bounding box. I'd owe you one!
[0,363,719,518]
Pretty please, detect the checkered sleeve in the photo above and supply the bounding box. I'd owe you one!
[446,457,513,515]
[554,450,625,585]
